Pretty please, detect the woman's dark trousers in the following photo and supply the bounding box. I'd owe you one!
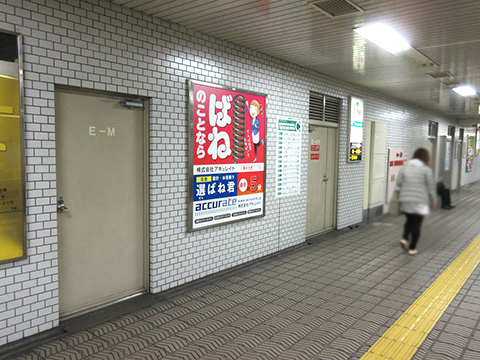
[403,213,424,250]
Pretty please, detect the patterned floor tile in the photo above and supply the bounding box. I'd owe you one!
[9,184,480,360]
[62,331,95,347]
[115,336,151,357]
[231,333,265,351]
[252,341,288,359]
[33,340,69,358]
[209,343,249,360]
[89,322,119,337]
[74,338,110,357]
[111,314,138,328]
[292,339,325,357]
[101,328,135,346]
[10,353,42,360]
[193,319,224,335]
[163,306,192,319]
[212,326,244,342]
[49,348,84,360]
[89,347,126,360]
[160,319,190,334]
[123,345,167,360]
[275,349,311,360]
[195,334,229,352]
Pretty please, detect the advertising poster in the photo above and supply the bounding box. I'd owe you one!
[466,135,474,172]
[276,117,302,197]
[188,80,266,231]
[476,129,479,156]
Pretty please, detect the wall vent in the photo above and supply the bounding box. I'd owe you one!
[324,96,341,123]
[428,121,438,139]
[308,0,364,18]
[309,91,341,123]
[447,126,455,138]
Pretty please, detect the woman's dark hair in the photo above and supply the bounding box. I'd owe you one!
[413,148,430,165]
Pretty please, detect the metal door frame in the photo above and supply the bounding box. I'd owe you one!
[306,123,339,238]
[55,86,151,316]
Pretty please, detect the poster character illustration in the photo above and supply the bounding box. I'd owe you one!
[189,81,266,231]
[247,99,264,162]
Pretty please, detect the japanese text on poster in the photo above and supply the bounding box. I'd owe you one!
[188,81,266,231]
[276,118,302,197]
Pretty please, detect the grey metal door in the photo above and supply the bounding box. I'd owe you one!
[306,126,337,237]
[56,88,147,318]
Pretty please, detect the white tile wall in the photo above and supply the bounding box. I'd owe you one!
[0,0,459,346]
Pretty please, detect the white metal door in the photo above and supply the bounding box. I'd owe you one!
[56,88,147,318]
[363,121,387,219]
[306,126,337,237]
[368,122,387,208]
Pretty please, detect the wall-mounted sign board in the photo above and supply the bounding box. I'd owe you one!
[0,31,26,264]
[276,117,302,197]
[348,96,364,162]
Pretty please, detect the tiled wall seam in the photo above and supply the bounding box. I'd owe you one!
[0,0,459,345]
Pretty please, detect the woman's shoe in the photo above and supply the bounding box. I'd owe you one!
[400,239,409,252]
[408,249,417,255]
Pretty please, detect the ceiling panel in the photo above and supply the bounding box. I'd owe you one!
[110,0,480,120]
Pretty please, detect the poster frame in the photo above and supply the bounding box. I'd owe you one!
[347,95,364,162]
[466,135,474,172]
[187,80,267,232]
[475,127,479,156]
[276,116,302,197]
[0,31,27,265]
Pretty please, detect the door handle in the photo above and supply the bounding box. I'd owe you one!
[57,197,68,213]
[323,175,329,182]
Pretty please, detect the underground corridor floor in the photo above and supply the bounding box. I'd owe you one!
[3,181,480,360]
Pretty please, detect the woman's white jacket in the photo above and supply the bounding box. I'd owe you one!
[396,158,436,206]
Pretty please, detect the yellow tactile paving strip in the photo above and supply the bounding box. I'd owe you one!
[361,234,480,360]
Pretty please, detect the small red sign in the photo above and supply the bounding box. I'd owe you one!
[311,145,320,151]
[311,154,320,160]
[390,160,405,167]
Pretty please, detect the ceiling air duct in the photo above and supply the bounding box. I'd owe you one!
[427,71,453,80]
[308,0,364,18]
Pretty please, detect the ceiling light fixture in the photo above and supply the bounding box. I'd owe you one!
[452,85,477,97]
[353,23,410,54]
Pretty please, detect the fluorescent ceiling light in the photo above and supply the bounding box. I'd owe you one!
[452,85,477,97]
[353,23,410,54]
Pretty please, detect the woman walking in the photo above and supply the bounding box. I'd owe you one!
[396,148,436,255]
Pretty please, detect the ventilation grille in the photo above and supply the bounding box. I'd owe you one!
[309,92,324,122]
[428,121,438,138]
[309,91,341,123]
[448,126,455,138]
[427,71,453,80]
[309,0,363,18]
[443,80,462,89]
[325,96,341,123]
